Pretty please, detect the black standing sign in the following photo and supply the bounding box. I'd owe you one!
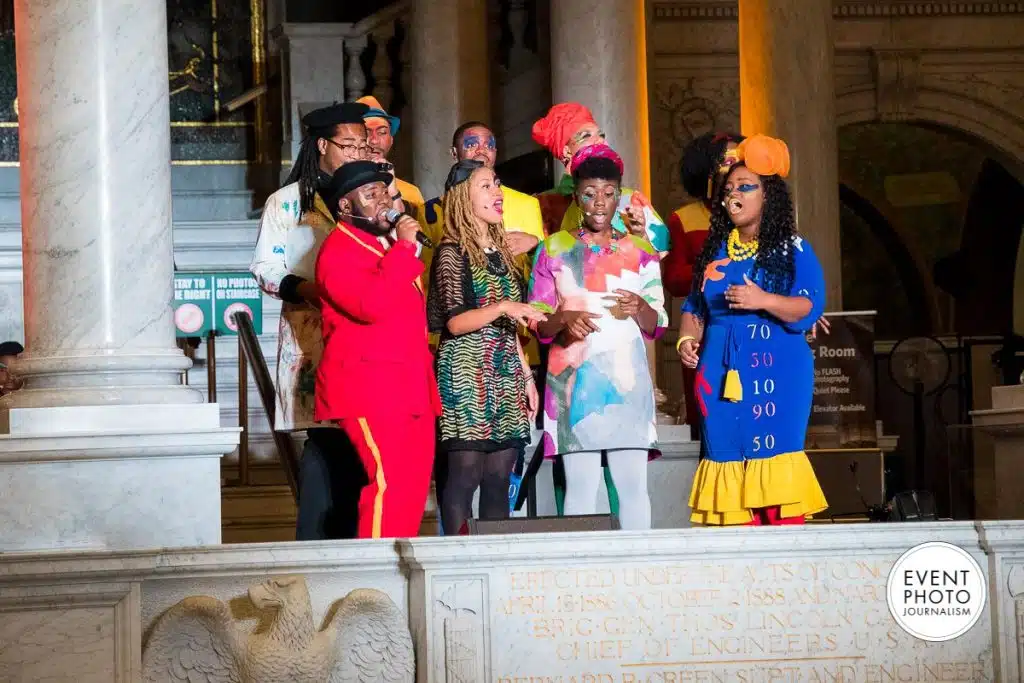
[806,311,878,450]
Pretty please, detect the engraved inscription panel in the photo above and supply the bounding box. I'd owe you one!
[491,558,993,682]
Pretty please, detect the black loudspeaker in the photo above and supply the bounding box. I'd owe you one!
[889,490,937,522]
[466,514,619,535]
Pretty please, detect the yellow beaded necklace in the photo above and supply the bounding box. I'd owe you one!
[726,228,758,261]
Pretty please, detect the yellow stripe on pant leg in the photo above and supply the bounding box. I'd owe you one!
[357,417,387,539]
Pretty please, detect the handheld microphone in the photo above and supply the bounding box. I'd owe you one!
[384,208,433,248]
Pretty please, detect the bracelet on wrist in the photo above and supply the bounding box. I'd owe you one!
[675,335,696,354]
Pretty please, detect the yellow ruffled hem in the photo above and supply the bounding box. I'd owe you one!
[688,451,828,526]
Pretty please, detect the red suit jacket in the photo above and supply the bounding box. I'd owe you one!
[314,221,441,422]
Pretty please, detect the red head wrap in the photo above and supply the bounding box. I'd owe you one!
[569,143,624,176]
[531,102,597,159]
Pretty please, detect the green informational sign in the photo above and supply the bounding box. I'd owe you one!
[174,271,263,337]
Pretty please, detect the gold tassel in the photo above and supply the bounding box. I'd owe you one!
[723,369,742,402]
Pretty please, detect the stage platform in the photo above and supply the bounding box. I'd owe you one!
[0,521,1019,681]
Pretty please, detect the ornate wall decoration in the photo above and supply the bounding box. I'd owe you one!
[431,578,488,683]
[649,77,739,210]
[0,0,266,164]
[142,575,414,682]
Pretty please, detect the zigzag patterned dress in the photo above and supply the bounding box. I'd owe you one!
[427,243,531,454]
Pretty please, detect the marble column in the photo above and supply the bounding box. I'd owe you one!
[549,0,651,196]
[410,0,490,200]
[739,0,842,308]
[9,0,200,408]
[0,0,237,552]
[549,1,677,421]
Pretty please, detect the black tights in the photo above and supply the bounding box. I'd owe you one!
[440,448,518,536]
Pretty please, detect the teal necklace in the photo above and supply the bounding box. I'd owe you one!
[578,227,625,255]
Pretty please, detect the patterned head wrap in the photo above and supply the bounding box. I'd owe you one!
[569,143,624,177]
[531,102,597,159]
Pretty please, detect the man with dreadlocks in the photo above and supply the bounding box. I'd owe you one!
[250,101,371,541]
[678,134,828,526]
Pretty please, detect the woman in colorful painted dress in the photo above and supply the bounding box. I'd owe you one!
[527,144,668,531]
[678,134,828,526]
[427,160,547,536]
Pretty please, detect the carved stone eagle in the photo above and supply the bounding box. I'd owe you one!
[142,575,414,682]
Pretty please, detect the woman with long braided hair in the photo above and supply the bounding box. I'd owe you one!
[678,134,828,526]
[427,159,547,535]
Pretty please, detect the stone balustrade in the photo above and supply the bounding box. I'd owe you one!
[2,522,1023,681]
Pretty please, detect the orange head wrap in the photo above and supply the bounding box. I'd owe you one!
[734,134,791,178]
[531,102,597,159]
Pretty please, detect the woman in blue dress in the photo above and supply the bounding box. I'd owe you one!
[677,134,828,526]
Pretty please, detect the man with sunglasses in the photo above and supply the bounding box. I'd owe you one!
[250,101,372,542]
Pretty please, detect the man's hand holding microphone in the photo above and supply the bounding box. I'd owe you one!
[394,213,425,246]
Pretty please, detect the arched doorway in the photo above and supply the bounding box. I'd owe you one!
[837,121,1024,517]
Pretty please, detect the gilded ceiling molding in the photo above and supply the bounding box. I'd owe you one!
[652,2,1024,21]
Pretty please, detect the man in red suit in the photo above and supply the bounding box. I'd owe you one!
[314,160,440,539]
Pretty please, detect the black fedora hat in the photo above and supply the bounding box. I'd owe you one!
[322,161,393,213]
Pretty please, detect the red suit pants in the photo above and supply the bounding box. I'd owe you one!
[337,413,435,539]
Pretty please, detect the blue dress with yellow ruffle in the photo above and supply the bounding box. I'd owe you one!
[683,235,828,525]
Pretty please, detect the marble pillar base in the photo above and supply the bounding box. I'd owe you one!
[1,350,202,408]
[0,403,239,552]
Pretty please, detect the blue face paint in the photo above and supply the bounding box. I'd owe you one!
[738,183,760,193]
[462,134,496,150]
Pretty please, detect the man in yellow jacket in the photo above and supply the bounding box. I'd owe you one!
[356,95,425,217]
[419,121,545,355]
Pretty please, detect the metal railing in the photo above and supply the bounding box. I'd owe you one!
[231,311,300,503]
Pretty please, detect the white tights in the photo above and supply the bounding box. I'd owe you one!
[562,449,651,530]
